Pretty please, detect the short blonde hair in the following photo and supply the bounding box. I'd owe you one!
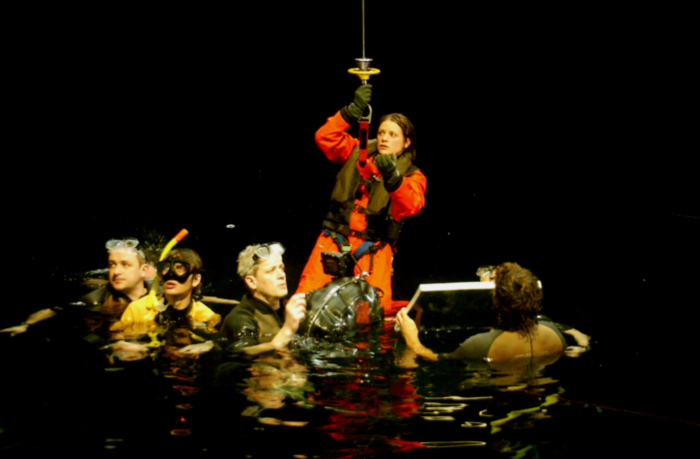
[237,244,262,280]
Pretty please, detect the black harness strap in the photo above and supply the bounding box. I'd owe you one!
[323,229,387,274]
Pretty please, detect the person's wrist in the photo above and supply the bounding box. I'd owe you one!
[407,338,421,352]
[272,326,293,345]
[401,328,418,347]
[384,173,403,192]
[282,321,298,336]
[340,105,360,124]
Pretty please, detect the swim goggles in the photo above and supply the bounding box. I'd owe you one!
[156,260,193,283]
[241,242,285,277]
[106,238,145,258]
[253,242,285,262]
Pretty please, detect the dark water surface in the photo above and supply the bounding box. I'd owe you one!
[4,198,699,458]
[2,295,698,457]
[6,3,698,456]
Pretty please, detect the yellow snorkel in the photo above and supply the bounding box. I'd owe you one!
[149,228,189,311]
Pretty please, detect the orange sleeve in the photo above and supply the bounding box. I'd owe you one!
[390,169,427,221]
[314,111,359,164]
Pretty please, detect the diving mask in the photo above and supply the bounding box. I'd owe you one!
[156,260,194,283]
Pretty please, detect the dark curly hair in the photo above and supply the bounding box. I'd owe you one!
[492,262,542,337]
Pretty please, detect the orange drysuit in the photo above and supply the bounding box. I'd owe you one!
[295,111,427,314]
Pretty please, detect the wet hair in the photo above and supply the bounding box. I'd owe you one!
[378,113,417,160]
[237,244,262,282]
[492,262,542,337]
[164,248,203,299]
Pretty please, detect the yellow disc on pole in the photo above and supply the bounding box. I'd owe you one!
[348,67,381,82]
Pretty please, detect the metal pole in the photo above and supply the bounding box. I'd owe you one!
[361,0,366,59]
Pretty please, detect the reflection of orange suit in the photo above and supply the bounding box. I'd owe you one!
[295,111,427,314]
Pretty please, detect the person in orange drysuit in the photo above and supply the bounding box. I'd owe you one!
[295,84,427,315]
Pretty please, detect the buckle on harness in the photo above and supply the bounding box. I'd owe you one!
[358,104,373,124]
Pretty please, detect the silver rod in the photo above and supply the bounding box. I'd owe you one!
[361,0,366,58]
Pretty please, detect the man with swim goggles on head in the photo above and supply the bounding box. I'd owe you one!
[111,248,220,333]
[1,238,152,336]
[221,243,307,355]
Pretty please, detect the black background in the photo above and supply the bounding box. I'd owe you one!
[6,1,698,432]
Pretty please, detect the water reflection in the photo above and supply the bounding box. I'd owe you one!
[240,351,314,426]
[5,299,592,457]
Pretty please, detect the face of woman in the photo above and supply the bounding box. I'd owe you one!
[377,120,410,156]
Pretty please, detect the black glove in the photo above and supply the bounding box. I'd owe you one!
[340,84,372,124]
[375,153,403,192]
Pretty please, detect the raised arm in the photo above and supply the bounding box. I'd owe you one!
[224,294,307,356]
[269,293,306,347]
[396,307,439,361]
[315,85,372,163]
[315,112,360,163]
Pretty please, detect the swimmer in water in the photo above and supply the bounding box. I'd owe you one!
[476,264,590,354]
[221,243,307,355]
[397,262,589,363]
[1,238,152,336]
[110,248,220,333]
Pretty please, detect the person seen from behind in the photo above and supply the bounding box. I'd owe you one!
[397,262,588,362]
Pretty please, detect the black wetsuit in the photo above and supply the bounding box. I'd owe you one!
[438,321,567,361]
[76,280,153,314]
[78,284,124,314]
[157,300,194,327]
[220,294,284,353]
[38,281,153,348]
